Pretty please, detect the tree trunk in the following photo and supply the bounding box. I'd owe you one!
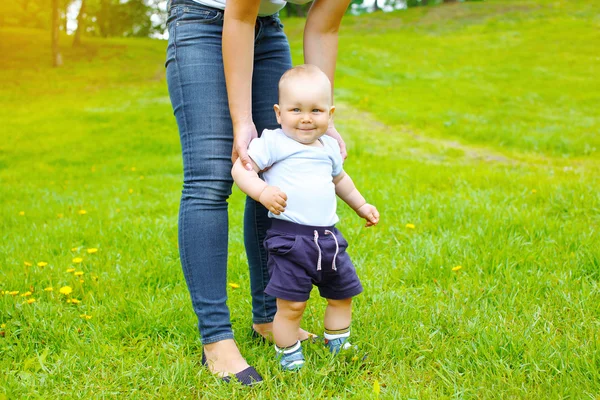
[73,0,86,47]
[52,0,63,66]
[373,0,380,11]
[98,0,110,38]
[294,4,306,17]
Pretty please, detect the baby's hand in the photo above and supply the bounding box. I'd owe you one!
[259,186,287,215]
[356,204,379,227]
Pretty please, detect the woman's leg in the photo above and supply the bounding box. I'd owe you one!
[245,15,293,328]
[165,2,248,374]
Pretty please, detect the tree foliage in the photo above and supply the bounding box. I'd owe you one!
[1,0,164,38]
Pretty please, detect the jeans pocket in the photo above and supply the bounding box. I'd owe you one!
[176,5,223,26]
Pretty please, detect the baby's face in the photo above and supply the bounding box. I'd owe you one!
[274,77,334,145]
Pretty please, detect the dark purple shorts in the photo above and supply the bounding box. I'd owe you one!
[264,219,363,302]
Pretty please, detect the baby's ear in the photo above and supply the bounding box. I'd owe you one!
[273,104,282,123]
[329,105,336,117]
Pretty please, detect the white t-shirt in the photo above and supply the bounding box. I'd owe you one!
[192,0,311,17]
[248,128,344,226]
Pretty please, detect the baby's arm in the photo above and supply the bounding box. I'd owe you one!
[333,171,379,227]
[232,158,287,215]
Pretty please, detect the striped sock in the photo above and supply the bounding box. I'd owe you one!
[275,340,302,354]
[324,326,350,341]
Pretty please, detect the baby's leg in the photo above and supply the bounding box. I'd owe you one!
[273,299,307,348]
[324,298,354,353]
[274,298,307,371]
[324,298,352,330]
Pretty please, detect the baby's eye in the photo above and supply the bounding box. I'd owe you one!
[291,108,300,112]
[312,109,322,113]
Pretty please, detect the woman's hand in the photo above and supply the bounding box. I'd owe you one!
[325,122,348,160]
[232,122,258,171]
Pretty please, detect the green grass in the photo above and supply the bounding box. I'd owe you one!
[1,0,599,398]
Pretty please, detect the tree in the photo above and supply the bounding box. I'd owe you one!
[52,0,63,66]
[73,0,86,46]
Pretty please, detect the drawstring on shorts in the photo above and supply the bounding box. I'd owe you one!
[313,230,339,271]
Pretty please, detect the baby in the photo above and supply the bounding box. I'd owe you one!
[232,64,379,371]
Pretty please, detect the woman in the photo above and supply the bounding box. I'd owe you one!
[165,0,349,384]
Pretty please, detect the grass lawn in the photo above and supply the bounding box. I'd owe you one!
[1,0,599,398]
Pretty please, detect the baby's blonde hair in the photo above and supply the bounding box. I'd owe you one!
[278,64,332,103]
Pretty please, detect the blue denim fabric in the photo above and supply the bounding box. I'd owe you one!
[165,0,291,344]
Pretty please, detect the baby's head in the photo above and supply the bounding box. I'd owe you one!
[274,65,335,145]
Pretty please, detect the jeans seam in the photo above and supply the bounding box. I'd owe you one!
[253,198,269,322]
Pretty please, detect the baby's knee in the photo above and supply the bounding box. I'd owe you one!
[278,299,307,315]
[326,297,352,307]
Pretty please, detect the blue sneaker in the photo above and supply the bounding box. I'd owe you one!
[324,336,356,354]
[275,341,305,371]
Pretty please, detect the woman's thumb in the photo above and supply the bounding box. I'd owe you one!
[239,151,253,171]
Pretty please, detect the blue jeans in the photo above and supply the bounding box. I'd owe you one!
[165,0,292,344]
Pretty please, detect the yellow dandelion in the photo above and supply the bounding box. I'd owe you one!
[373,379,381,395]
[78,210,87,215]
[59,286,73,295]
[20,291,32,297]
[71,247,79,252]
[91,166,96,172]
[26,298,36,304]
[128,188,134,194]
[139,176,144,180]
[87,248,98,254]
[24,261,33,267]
[228,283,240,289]
[67,299,72,303]
[80,314,92,320]
[9,291,19,296]
[0,291,4,295]
[0,324,5,328]
[74,271,84,277]
[19,211,25,216]
[66,268,76,273]
[452,265,463,272]
[531,189,537,194]
[79,279,84,283]
[57,213,64,218]
[405,223,416,229]
[131,167,136,171]
[37,262,48,267]
[116,208,121,213]
[72,257,83,264]
[44,287,53,292]
[70,299,81,304]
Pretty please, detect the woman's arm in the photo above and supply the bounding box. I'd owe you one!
[304,0,352,159]
[223,0,261,171]
[304,0,350,90]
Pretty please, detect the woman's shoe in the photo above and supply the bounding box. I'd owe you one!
[201,352,263,386]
